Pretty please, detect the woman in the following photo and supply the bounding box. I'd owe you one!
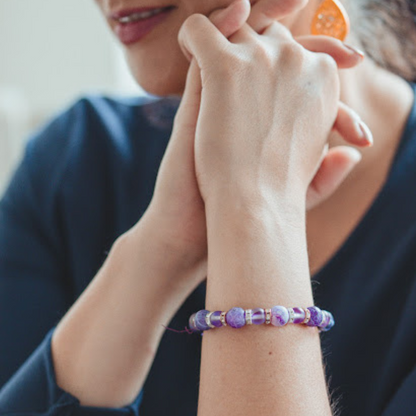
[0,0,415,414]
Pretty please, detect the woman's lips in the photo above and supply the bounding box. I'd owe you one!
[112,7,175,45]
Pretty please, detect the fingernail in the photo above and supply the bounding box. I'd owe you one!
[357,120,374,146]
[343,43,365,60]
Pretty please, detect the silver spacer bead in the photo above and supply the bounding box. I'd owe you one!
[302,308,311,324]
[245,309,253,325]
[220,311,227,326]
[265,308,272,324]
[287,308,295,324]
[205,311,215,329]
[190,314,197,330]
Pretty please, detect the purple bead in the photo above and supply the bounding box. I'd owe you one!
[271,305,289,326]
[226,307,246,328]
[321,313,335,332]
[189,313,199,332]
[306,306,324,327]
[251,308,266,325]
[292,307,306,324]
[319,311,331,329]
[195,309,211,331]
[210,311,223,328]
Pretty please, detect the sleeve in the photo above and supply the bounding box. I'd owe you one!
[0,328,144,415]
[0,102,144,415]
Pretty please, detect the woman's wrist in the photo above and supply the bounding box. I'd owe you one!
[204,193,313,309]
[139,203,207,272]
[204,184,306,229]
[114,216,207,322]
[198,187,330,416]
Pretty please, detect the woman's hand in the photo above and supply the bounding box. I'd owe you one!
[178,2,369,215]
[143,0,370,289]
[247,0,373,210]
[137,1,252,302]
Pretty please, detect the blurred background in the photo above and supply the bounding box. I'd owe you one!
[0,0,145,195]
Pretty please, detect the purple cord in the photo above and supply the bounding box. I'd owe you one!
[162,324,194,335]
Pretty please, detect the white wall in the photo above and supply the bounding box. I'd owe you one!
[0,0,143,194]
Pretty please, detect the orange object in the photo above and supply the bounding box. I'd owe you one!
[311,0,350,41]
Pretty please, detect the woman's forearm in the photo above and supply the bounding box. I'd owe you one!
[198,194,332,416]
[51,215,206,408]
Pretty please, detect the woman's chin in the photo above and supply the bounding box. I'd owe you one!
[140,77,186,97]
[127,57,188,98]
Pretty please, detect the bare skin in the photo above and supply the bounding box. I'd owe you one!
[176,5,414,415]
[49,0,414,412]
[93,0,415,275]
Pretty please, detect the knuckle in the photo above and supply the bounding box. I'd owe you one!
[279,41,304,64]
[316,54,339,99]
[275,23,293,41]
[264,22,293,43]
[183,13,207,32]
[252,42,274,63]
[319,53,338,73]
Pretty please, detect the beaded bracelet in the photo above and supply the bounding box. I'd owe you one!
[188,306,335,333]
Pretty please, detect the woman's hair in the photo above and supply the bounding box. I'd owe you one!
[347,0,416,81]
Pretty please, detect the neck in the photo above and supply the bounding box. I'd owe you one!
[331,57,414,171]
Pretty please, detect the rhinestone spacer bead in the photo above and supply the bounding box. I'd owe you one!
[205,311,215,329]
[287,308,295,324]
[302,308,311,324]
[265,308,272,324]
[245,309,253,325]
[220,311,227,326]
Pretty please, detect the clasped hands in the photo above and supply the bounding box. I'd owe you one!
[140,0,372,293]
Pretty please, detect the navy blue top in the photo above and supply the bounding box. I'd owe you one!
[0,83,416,416]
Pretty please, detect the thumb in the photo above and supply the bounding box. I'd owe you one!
[178,14,228,68]
[306,146,362,210]
[174,0,251,137]
[156,60,200,195]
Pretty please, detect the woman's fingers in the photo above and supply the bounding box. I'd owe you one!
[178,14,230,64]
[306,146,362,210]
[293,33,371,147]
[178,0,250,64]
[306,101,371,209]
[292,35,371,147]
[175,0,252,150]
[333,101,373,147]
[173,0,252,162]
[247,0,308,33]
[295,35,364,69]
[209,0,251,38]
